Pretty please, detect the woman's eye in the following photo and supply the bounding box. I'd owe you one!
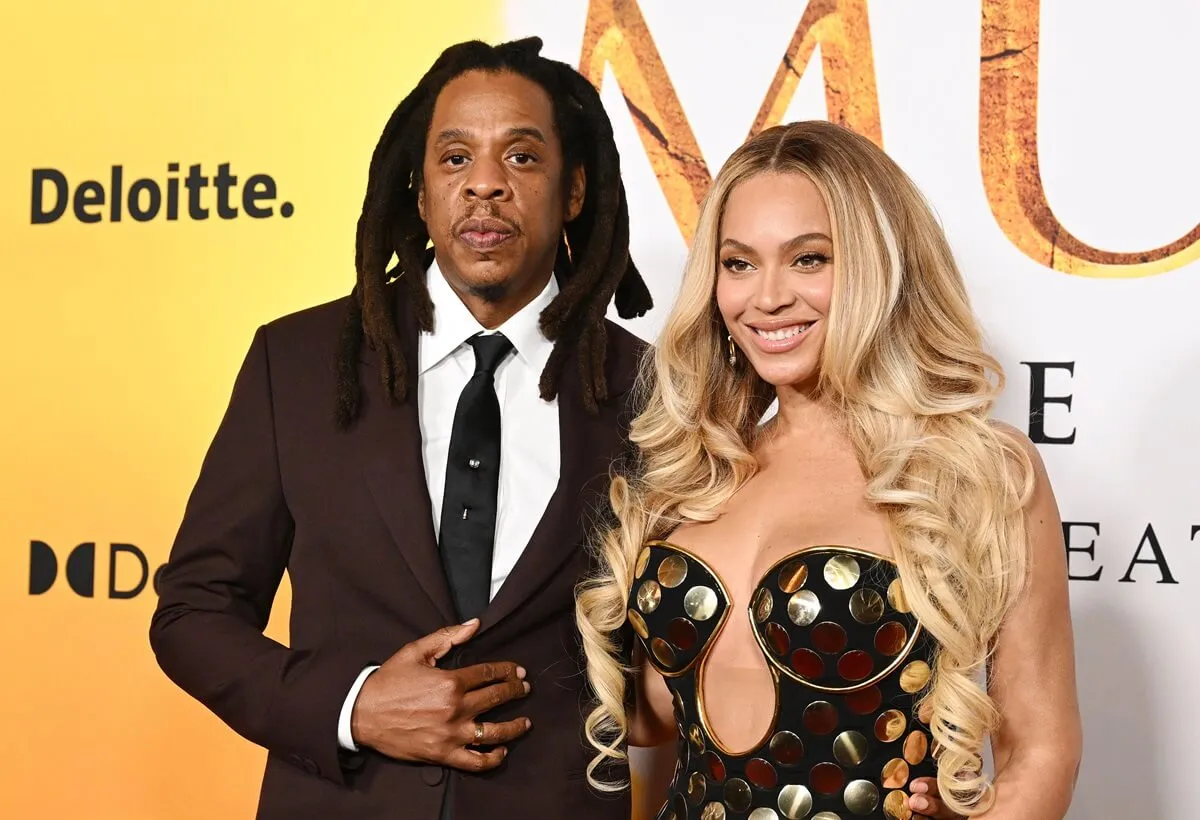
[795,253,830,269]
[721,257,754,273]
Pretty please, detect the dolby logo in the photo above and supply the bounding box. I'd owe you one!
[28,540,165,599]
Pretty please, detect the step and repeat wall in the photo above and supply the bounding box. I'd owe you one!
[2,2,1196,818]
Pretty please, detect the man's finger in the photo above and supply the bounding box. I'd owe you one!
[461,718,532,747]
[462,679,530,716]
[444,745,507,773]
[908,793,936,816]
[405,620,481,664]
[908,776,961,819]
[456,660,525,691]
[908,793,956,819]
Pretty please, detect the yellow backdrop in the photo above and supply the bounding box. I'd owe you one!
[0,4,517,818]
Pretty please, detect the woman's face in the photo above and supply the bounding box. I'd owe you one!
[715,172,835,390]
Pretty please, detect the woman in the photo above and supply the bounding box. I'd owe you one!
[576,121,1081,820]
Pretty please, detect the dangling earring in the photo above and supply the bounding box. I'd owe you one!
[561,229,574,265]
[727,334,737,367]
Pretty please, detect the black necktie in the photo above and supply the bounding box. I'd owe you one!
[438,333,514,622]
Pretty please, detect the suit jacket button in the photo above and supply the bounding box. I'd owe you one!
[338,751,365,772]
[420,766,446,786]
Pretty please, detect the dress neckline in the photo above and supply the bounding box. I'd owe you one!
[645,539,898,595]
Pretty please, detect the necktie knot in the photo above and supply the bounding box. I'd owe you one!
[468,333,514,376]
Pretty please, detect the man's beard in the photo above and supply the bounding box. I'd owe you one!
[468,282,509,303]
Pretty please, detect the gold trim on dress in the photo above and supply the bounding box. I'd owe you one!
[637,541,734,679]
[748,546,926,694]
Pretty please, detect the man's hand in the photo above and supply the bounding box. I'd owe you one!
[909,776,965,819]
[350,619,532,771]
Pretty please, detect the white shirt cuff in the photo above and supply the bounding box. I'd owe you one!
[338,665,380,752]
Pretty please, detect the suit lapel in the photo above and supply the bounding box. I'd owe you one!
[479,363,628,633]
[352,275,458,627]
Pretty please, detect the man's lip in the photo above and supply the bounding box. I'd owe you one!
[458,229,513,251]
[458,217,514,236]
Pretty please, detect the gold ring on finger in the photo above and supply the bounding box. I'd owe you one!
[473,722,484,744]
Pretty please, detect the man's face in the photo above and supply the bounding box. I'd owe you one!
[419,69,585,320]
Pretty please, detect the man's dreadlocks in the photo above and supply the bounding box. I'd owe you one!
[335,37,652,429]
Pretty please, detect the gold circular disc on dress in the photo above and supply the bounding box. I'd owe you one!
[635,547,651,578]
[874,710,907,743]
[902,731,928,765]
[886,578,910,613]
[689,724,706,755]
[811,814,842,820]
[749,810,781,820]
[658,555,689,588]
[899,660,932,694]
[627,608,649,639]
[874,622,908,657]
[832,730,869,767]
[637,580,662,613]
[810,762,845,795]
[844,780,880,816]
[824,555,861,590]
[688,771,707,805]
[701,802,727,820]
[881,758,910,789]
[787,590,821,626]
[753,587,775,623]
[848,589,884,624]
[882,789,913,819]
[777,784,813,820]
[746,758,779,790]
[684,586,719,621]
[803,701,838,735]
[917,698,933,723]
[651,637,676,667]
[723,778,752,812]
[812,621,848,654]
[765,622,791,657]
[778,559,809,593]
[769,730,804,766]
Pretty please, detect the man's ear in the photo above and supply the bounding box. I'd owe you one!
[417,185,426,222]
[565,164,586,222]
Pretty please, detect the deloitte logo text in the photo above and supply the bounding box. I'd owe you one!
[28,541,165,599]
[30,163,294,224]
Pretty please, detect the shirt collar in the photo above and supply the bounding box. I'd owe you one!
[418,257,559,375]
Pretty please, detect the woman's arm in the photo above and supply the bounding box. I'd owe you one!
[976,427,1083,818]
[628,643,678,747]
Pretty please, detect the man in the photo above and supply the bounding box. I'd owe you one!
[151,36,649,819]
[150,36,958,820]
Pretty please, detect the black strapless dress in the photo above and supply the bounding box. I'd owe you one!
[627,543,938,820]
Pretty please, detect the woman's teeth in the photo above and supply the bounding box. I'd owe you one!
[753,322,812,341]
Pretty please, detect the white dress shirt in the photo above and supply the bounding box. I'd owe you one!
[336,260,561,751]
